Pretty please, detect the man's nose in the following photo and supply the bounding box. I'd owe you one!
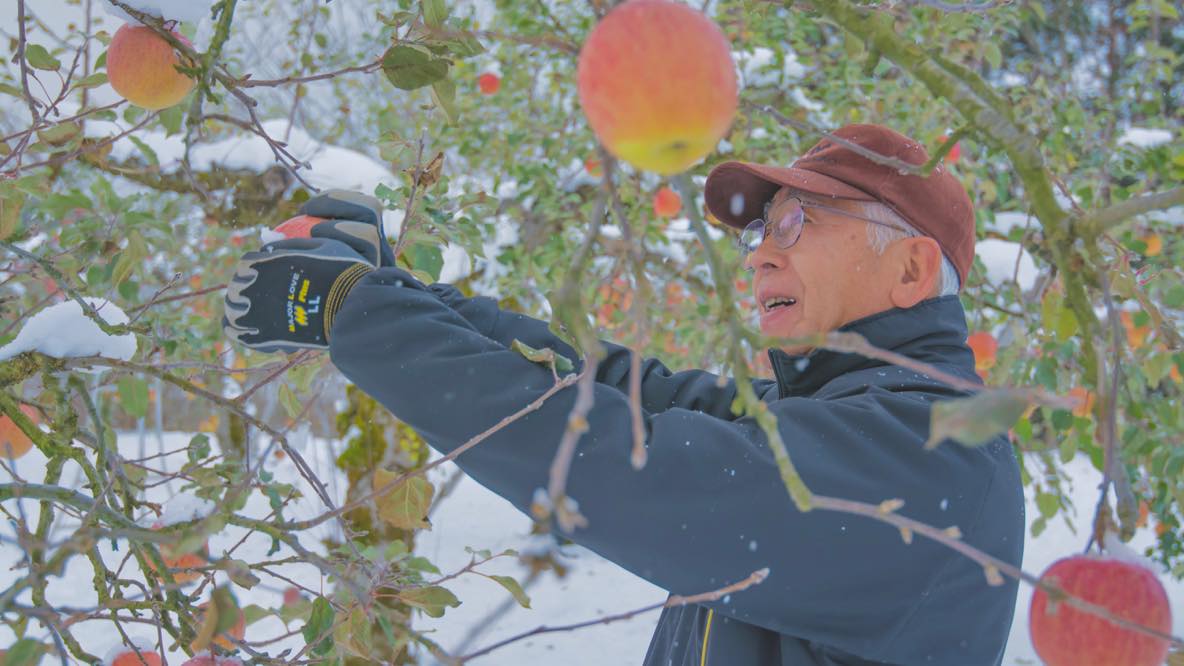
[744,237,785,273]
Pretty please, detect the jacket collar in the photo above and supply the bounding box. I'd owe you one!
[767,296,973,398]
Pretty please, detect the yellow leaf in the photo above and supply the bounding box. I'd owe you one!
[375,469,434,530]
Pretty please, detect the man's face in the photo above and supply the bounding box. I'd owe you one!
[743,188,898,355]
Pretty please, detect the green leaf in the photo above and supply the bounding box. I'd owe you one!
[4,638,45,666]
[25,44,60,71]
[302,596,335,657]
[375,469,434,530]
[982,42,1002,69]
[382,45,450,90]
[430,77,458,124]
[73,72,108,89]
[0,188,27,241]
[278,383,303,419]
[117,376,150,419]
[0,82,25,97]
[188,434,211,462]
[397,585,460,618]
[241,603,274,626]
[128,135,160,166]
[511,339,574,373]
[37,122,81,147]
[487,574,531,608]
[406,242,444,281]
[334,607,374,659]
[220,558,261,589]
[159,103,185,136]
[111,231,148,286]
[1035,491,1059,519]
[422,0,449,26]
[925,389,1031,450]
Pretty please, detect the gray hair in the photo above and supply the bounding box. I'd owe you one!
[857,201,960,297]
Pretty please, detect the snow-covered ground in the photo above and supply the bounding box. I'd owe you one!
[1,429,1181,664]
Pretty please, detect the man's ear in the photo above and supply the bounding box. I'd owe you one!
[887,236,943,308]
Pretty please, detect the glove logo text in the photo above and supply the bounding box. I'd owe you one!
[286,271,321,333]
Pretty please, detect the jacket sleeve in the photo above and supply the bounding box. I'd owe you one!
[423,281,770,420]
[329,269,1015,661]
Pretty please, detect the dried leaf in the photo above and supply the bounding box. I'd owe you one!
[926,389,1032,450]
[877,498,904,514]
[898,527,913,544]
[943,526,963,539]
[984,565,1004,586]
[375,469,434,530]
[397,585,460,618]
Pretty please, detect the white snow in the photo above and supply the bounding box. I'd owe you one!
[259,228,286,244]
[154,491,216,527]
[101,635,159,666]
[103,0,217,25]
[0,298,137,362]
[733,47,806,88]
[988,211,1036,235]
[975,238,1040,290]
[1117,127,1173,149]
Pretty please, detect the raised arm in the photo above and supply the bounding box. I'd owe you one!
[329,267,1022,663]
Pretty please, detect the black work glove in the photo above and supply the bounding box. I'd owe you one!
[222,238,374,353]
[301,189,396,268]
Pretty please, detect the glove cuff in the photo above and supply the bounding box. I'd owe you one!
[324,263,374,342]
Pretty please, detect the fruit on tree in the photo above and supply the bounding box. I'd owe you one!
[1068,386,1095,418]
[966,331,997,379]
[282,586,303,606]
[477,72,501,95]
[584,157,603,178]
[274,215,326,239]
[107,24,195,110]
[103,638,162,666]
[1029,555,1171,666]
[0,404,40,460]
[652,186,682,218]
[576,0,737,174]
[1140,233,1162,256]
[938,134,961,163]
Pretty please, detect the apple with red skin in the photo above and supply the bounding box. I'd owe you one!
[652,186,681,218]
[273,214,326,239]
[577,0,737,174]
[477,72,501,94]
[1029,555,1172,666]
[107,24,195,110]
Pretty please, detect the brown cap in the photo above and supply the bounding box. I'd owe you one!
[704,124,975,287]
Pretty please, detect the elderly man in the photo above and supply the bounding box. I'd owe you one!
[223,124,1024,665]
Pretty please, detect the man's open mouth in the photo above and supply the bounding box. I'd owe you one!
[761,297,797,313]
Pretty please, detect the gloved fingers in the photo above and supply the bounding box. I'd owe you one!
[310,219,382,265]
[300,189,383,227]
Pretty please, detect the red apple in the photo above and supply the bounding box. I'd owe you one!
[107,24,195,110]
[577,0,737,174]
[273,214,326,239]
[282,586,303,605]
[1029,555,1172,666]
[0,404,40,460]
[966,331,997,379]
[584,157,603,178]
[103,638,162,666]
[477,72,501,95]
[652,186,681,218]
[938,134,961,163]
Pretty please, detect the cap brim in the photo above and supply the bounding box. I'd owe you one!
[704,162,875,229]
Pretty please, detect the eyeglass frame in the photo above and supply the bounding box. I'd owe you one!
[737,196,911,258]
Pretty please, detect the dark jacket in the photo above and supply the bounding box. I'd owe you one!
[328,268,1025,666]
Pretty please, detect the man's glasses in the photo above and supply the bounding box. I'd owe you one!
[737,197,909,257]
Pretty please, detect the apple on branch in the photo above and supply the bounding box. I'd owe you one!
[107,24,195,110]
[1029,554,1172,666]
[577,0,737,175]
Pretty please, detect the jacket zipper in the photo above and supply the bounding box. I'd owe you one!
[700,609,714,666]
